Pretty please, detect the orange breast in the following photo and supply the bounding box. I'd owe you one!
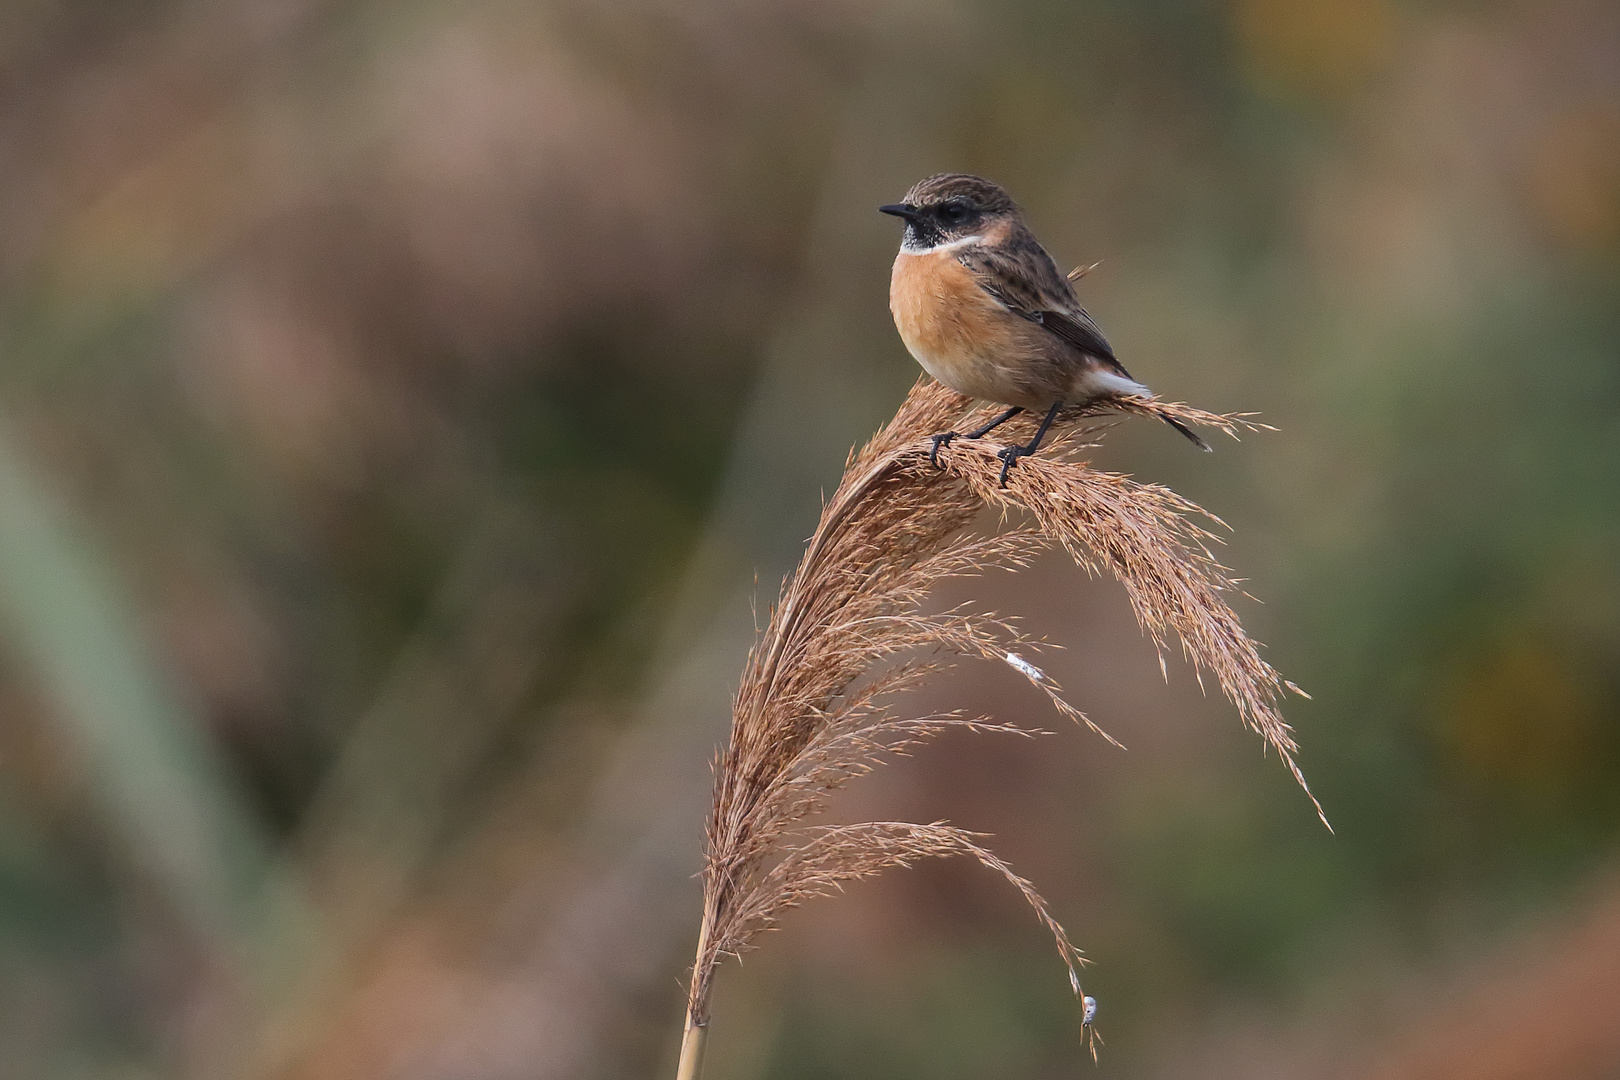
[889,249,1039,405]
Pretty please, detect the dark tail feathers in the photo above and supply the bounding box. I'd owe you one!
[1164,415,1212,452]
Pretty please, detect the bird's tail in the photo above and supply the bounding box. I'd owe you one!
[1163,414,1212,452]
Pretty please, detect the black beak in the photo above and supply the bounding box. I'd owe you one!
[879,203,920,221]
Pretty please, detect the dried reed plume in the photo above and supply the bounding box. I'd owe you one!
[675,377,1318,1078]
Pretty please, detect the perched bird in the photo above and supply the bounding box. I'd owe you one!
[881,173,1207,484]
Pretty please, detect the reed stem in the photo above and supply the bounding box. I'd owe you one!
[675,918,711,1080]
[674,1020,706,1080]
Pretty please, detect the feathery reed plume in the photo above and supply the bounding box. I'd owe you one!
[674,378,1316,1078]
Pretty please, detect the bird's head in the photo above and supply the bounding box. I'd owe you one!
[880,173,1018,252]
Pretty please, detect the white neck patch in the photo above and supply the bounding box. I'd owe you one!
[899,233,984,255]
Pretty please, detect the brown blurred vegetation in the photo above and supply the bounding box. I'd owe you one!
[0,0,1617,1078]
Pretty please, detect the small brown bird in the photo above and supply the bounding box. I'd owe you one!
[882,173,1207,483]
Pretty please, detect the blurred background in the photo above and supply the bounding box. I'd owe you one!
[0,0,1617,1077]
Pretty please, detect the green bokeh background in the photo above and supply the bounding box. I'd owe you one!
[0,0,1616,1077]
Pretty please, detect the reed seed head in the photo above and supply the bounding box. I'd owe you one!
[685,377,1317,1040]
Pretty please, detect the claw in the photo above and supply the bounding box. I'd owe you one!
[996,444,1024,487]
[929,431,957,468]
[994,400,1061,486]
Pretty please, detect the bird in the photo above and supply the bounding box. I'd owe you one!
[881,173,1208,484]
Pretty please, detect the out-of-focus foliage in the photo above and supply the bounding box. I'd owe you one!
[0,0,1616,1078]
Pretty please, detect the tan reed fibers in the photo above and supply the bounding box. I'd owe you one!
[674,377,1320,1078]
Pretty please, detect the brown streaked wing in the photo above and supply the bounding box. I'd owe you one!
[1033,309,1118,367]
[958,231,1121,366]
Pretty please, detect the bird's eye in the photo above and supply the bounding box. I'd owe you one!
[940,201,971,223]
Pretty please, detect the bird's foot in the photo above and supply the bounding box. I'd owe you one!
[996,443,1032,487]
[929,431,957,468]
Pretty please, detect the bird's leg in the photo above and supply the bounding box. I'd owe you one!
[965,405,1022,440]
[930,406,1022,468]
[996,401,1063,486]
